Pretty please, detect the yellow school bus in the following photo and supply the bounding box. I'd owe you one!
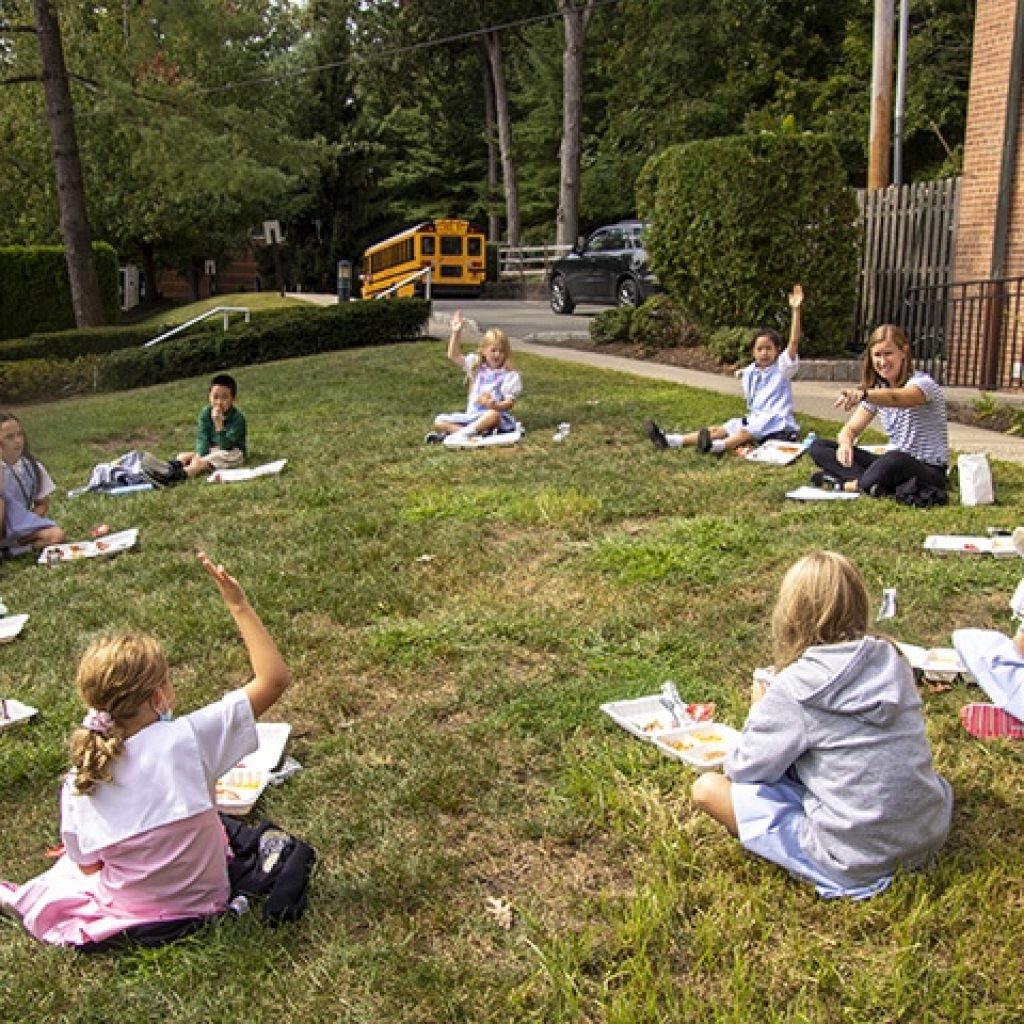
[361,218,486,299]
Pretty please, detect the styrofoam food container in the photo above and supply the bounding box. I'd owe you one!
[652,722,740,770]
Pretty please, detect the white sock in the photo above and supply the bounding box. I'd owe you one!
[666,433,684,448]
[710,440,726,454]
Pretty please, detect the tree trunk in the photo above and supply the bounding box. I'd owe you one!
[481,51,501,243]
[482,30,520,247]
[556,0,594,247]
[32,0,105,327]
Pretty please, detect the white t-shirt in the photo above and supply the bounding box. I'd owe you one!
[60,689,257,916]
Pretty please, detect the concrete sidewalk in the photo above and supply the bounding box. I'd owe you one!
[428,312,1024,465]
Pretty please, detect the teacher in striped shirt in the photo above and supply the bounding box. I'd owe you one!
[808,325,948,499]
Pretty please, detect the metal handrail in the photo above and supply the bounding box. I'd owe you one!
[370,266,432,300]
[143,306,251,348]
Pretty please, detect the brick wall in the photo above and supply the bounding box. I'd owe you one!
[950,0,1024,388]
[955,0,1022,282]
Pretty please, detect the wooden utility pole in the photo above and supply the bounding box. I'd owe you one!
[868,0,895,190]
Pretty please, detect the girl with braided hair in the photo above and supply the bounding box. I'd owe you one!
[1,551,291,948]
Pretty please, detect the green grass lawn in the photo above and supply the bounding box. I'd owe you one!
[2,340,1023,1022]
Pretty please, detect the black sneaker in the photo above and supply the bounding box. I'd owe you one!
[697,427,712,454]
[810,470,844,492]
[644,420,668,450]
[140,452,174,487]
[424,432,444,445]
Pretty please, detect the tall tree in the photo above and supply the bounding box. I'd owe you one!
[31,0,104,326]
[555,0,595,246]
[482,28,520,245]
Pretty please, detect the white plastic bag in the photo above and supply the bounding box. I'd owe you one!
[957,452,994,506]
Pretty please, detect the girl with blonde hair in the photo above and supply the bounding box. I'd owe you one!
[692,551,952,898]
[1,552,292,948]
[425,309,523,443]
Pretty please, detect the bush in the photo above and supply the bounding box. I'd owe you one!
[637,132,858,356]
[707,326,757,364]
[95,299,431,393]
[590,306,634,344]
[0,243,119,340]
[627,294,700,352]
[2,300,430,402]
[0,356,101,404]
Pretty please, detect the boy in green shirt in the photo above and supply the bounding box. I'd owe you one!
[142,374,248,487]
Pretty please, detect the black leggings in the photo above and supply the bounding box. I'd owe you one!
[808,439,947,495]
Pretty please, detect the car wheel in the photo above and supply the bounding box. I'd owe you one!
[550,275,575,315]
[617,277,640,307]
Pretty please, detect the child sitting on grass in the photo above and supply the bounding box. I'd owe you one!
[0,551,291,948]
[692,550,952,898]
[142,374,247,486]
[425,310,522,443]
[954,572,1024,740]
[645,284,803,455]
[0,411,66,554]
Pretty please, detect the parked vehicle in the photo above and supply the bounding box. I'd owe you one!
[362,218,486,299]
[547,220,657,314]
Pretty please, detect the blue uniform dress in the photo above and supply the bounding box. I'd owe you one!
[436,353,523,433]
[1,458,56,550]
[725,351,800,441]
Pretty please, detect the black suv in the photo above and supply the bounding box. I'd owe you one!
[548,219,657,315]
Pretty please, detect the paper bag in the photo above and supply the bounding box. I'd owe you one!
[957,453,994,506]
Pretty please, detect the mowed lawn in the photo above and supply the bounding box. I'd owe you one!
[1,338,1023,1023]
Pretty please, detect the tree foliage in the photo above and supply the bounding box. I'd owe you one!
[0,0,976,289]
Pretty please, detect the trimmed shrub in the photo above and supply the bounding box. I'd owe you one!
[0,356,102,404]
[95,299,430,393]
[0,323,214,362]
[590,306,634,344]
[627,294,700,352]
[0,243,120,340]
[2,299,430,403]
[637,132,858,356]
[707,326,758,365]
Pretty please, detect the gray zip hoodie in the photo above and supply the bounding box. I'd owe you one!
[726,636,953,886]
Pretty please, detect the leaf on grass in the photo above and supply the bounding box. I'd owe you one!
[485,895,515,930]
[924,679,954,694]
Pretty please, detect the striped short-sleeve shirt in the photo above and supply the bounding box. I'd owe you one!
[866,371,948,467]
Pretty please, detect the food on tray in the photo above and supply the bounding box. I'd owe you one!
[693,747,728,764]
[685,702,716,722]
[687,728,724,744]
[665,734,700,752]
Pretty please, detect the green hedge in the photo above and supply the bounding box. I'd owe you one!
[0,243,120,341]
[0,299,431,403]
[637,132,859,356]
[96,299,431,391]
[0,323,211,362]
[0,307,303,362]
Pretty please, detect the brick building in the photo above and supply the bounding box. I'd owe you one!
[950,0,1024,388]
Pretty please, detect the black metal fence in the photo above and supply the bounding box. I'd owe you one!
[903,275,1024,389]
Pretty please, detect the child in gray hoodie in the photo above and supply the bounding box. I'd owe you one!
[692,550,952,898]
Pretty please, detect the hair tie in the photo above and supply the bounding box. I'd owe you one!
[82,708,113,735]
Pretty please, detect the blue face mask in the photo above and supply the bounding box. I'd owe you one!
[151,697,173,723]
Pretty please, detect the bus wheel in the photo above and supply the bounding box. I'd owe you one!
[550,275,575,315]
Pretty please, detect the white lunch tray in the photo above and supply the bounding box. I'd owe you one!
[215,722,291,815]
